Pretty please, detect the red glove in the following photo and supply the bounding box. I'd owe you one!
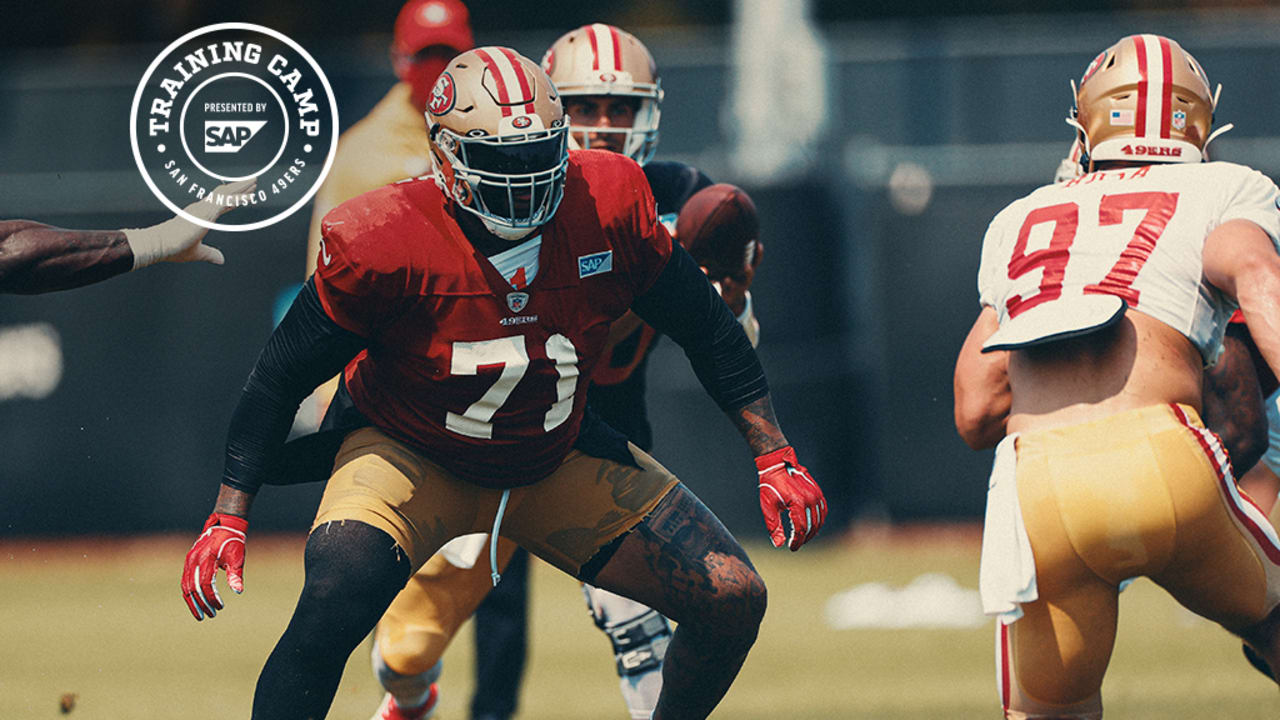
[181,512,247,621]
[755,446,826,551]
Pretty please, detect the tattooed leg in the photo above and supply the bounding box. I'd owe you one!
[586,484,767,720]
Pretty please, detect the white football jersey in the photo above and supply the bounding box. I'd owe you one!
[978,161,1280,362]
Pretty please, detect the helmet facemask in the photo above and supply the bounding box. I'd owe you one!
[560,79,662,165]
[426,47,570,241]
[433,121,568,238]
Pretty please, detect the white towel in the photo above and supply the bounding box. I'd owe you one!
[439,533,489,570]
[978,433,1038,624]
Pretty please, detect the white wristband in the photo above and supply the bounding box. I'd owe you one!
[122,220,182,270]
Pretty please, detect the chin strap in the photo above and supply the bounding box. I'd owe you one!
[1064,116,1092,172]
[1065,79,1093,171]
[1204,122,1235,158]
[481,217,536,242]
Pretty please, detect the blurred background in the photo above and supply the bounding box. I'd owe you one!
[4,0,1280,541]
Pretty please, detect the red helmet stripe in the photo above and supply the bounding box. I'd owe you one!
[474,47,513,117]
[1159,36,1174,139]
[1133,35,1149,137]
[607,25,623,71]
[498,47,536,115]
[473,47,527,117]
[588,24,620,74]
[586,24,600,71]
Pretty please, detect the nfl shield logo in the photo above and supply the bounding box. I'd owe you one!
[1172,110,1187,131]
[506,292,530,313]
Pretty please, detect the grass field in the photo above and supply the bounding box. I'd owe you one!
[1,526,1277,719]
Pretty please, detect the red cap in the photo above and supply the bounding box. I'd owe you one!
[392,0,474,60]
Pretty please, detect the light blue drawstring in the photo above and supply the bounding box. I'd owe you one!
[489,489,511,586]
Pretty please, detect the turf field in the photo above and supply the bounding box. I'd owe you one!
[1,527,1276,719]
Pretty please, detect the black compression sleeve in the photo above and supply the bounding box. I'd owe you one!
[222,278,367,493]
[631,242,768,411]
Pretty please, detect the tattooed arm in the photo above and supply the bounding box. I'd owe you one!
[0,180,256,295]
[632,241,826,549]
[730,395,787,457]
[0,222,135,294]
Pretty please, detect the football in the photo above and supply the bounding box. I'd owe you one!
[676,183,760,279]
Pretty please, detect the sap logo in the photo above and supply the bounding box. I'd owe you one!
[1120,144,1182,158]
[204,121,268,153]
[578,250,613,278]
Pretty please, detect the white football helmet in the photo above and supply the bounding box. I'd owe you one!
[426,46,569,240]
[542,24,663,165]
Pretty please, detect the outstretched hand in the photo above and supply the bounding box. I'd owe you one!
[126,179,257,268]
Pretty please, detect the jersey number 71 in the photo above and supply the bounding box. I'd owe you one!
[445,334,580,439]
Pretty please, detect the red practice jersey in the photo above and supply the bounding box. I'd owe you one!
[313,150,672,488]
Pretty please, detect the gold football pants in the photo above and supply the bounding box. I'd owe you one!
[310,426,680,674]
[998,404,1280,719]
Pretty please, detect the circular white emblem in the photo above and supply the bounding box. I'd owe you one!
[130,23,339,232]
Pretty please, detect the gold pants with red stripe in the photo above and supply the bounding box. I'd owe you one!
[998,404,1280,719]
[311,427,680,674]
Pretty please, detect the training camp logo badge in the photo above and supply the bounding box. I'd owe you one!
[130,23,339,231]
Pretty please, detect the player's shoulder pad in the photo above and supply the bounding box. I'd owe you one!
[320,177,440,271]
[1202,160,1278,187]
[569,148,646,183]
[566,149,655,218]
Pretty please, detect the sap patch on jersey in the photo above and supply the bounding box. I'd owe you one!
[579,250,613,278]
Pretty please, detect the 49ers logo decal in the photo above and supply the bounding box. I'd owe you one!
[1121,144,1183,157]
[1080,50,1107,84]
[428,72,456,116]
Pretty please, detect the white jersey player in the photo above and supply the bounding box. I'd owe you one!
[955,34,1280,719]
[979,160,1280,362]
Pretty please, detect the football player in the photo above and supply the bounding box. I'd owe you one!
[300,3,533,718]
[0,180,249,294]
[955,35,1280,718]
[364,25,766,720]
[1057,96,1278,508]
[181,47,824,720]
